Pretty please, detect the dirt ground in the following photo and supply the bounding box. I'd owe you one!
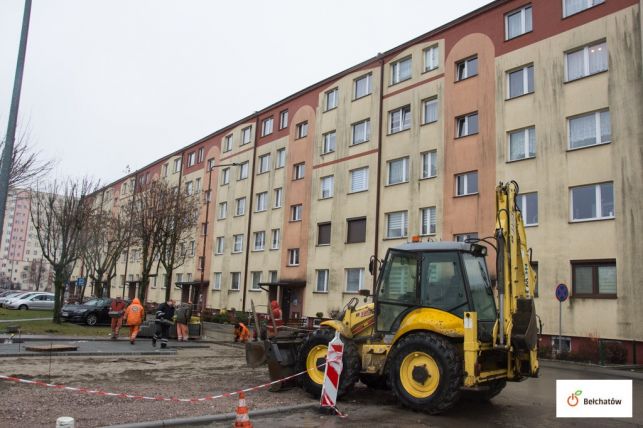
[0,342,315,428]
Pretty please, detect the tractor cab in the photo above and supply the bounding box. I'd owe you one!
[374,241,497,341]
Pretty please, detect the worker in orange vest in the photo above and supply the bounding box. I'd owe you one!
[123,298,145,345]
[234,322,250,343]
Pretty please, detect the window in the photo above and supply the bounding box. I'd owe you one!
[421,150,437,179]
[354,73,372,99]
[423,97,438,124]
[517,192,538,226]
[568,110,611,149]
[279,110,288,129]
[276,148,286,168]
[316,270,329,292]
[288,249,300,266]
[350,167,369,193]
[420,207,437,235]
[564,0,605,18]
[455,232,479,242]
[296,121,308,139]
[508,127,536,161]
[251,272,262,290]
[347,217,366,243]
[173,158,182,173]
[566,41,608,81]
[274,187,283,208]
[570,182,614,221]
[572,260,616,298]
[387,158,409,185]
[391,57,412,84]
[291,204,303,221]
[187,152,196,167]
[293,163,305,180]
[213,272,221,290]
[235,197,246,216]
[261,117,273,136]
[223,134,233,152]
[195,178,201,193]
[253,231,265,251]
[386,211,408,238]
[352,119,370,145]
[269,271,278,283]
[424,45,439,71]
[162,163,168,177]
[456,112,479,137]
[389,105,411,134]
[257,153,271,174]
[346,268,364,292]
[207,158,215,170]
[456,172,478,196]
[230,272,240,291]
[325,88,338,111]
[507,65,534,99]
[215,237,224,254]
[318,222,331,246]
[197,147,204,163]
[201,222,208,236]
[221,168,230,185]
[233,234,244,253]
[320,176,334,199]
[256,192,268,212]
[456,56,478,81]
[188,240,195,257]
[322,131,336,154]
[505,5,532,40]
[185,181,194,195]
[241,126,252,145]
[271,229,280,249]
[238,161,249,180]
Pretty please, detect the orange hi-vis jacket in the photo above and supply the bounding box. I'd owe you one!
[124,298,145,326]
[235,323,250,342]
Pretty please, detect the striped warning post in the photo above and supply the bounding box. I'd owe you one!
[233,391,252,427]
[319,330,344,415]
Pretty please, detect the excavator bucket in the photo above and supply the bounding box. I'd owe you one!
[245,341,267,368]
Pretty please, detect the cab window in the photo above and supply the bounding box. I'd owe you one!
[421,252,468,317]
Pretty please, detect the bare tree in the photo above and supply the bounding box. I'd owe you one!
[1,130,55,189]
[30,178,98,322]
[158,185,199,302]
[80,195,130,298]
[28,258,46,291]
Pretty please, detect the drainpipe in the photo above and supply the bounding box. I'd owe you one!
[241,115,259,313]
[372,56,385,291]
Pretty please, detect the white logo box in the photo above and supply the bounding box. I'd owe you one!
[556,379,632,418]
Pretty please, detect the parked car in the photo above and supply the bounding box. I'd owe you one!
[5,292,55,310]
[60,297,128,326]
[0,292,37,308]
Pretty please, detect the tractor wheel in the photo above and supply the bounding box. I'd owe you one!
[388,333,462,414]
[464,379,507,402]
[296,328,360,399]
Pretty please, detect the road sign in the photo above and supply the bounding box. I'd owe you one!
[76,277,86,287]
[555,283,568,302]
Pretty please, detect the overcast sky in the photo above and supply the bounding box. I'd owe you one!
[0,0,490,184]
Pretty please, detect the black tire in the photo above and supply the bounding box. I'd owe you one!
[360,373,388,390]
[464,379,507,402]
[86,313,98,326]
[388,333,462,414]
[19,305,28,310]
[296,328,361,399]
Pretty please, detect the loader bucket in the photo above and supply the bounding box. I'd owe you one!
[245,341,267,368]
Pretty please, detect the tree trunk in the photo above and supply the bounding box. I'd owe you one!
[138,275,149,304]
[52,270,65,324]
[164,266,174,302]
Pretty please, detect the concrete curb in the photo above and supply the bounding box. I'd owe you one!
[101,402,318,428]
[0,350,178,358]
[540,359,643,380]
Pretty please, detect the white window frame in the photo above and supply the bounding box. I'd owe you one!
[232,234,244,253]
[185,181,194,196]
[287,248,300,266]
[456,172,479,196]
[251,271,262,290]
[291,204,302,221]
[386,211,408,239]
[238,161,249,180]
[456,112,479,137]
[354,73,372,99]
[213,272,221,290]
[223,134,233,152]
[279,110,288,129]
[322,131,336,154]
[507,65,534,99]
[387,157,409,185]
[565,41,608,81]
[197,147,204,163]
[215,237,224,254]
[391,56,412,84]
[316,269,329,293]
[173,158,182,173]
[258,153,271,174]
[455,233,479,242]
[261,117,273,137]
[221,168,230,185]
[187,152,196,167]
[320,175,334,199]
[563,0,605,18]
[274,187,283,208]
[421,150,437,179]
[570,182,614,222]
[230,272,240,291]
[235,197,246,216]
[456,56,478,81]
[422,97,438,124]
[293,163,305,180]
[508,126,536,161]
[505,5,533,40]
[420,207,437,236]
[568,110,611,150]
[517,193,539,226]
[271,229,280,250]
[218,201,227,219]
[241,126,252,145]
[275,148,286,168]
[349,167,369,193]
[296,121,308,139]
[253,231,265,251]
[345,268,364,293]
[424,45,439,71]
[389,105,411,134]
[325,88,338,111]
[255,192,268,212]
[351,119,371,145]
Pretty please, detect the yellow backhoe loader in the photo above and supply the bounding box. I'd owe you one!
[246,181,539,413]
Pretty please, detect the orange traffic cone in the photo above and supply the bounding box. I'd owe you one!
[233,391,253,428]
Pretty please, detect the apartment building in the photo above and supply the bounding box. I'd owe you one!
[88,0,642,361]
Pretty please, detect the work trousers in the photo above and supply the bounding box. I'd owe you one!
[111,317,123,337]
[129,325,140,342]
[154,322,171,347]
[176,323,189,341]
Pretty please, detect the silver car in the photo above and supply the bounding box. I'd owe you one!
[5,293,55,310]
[0,292,33,308]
